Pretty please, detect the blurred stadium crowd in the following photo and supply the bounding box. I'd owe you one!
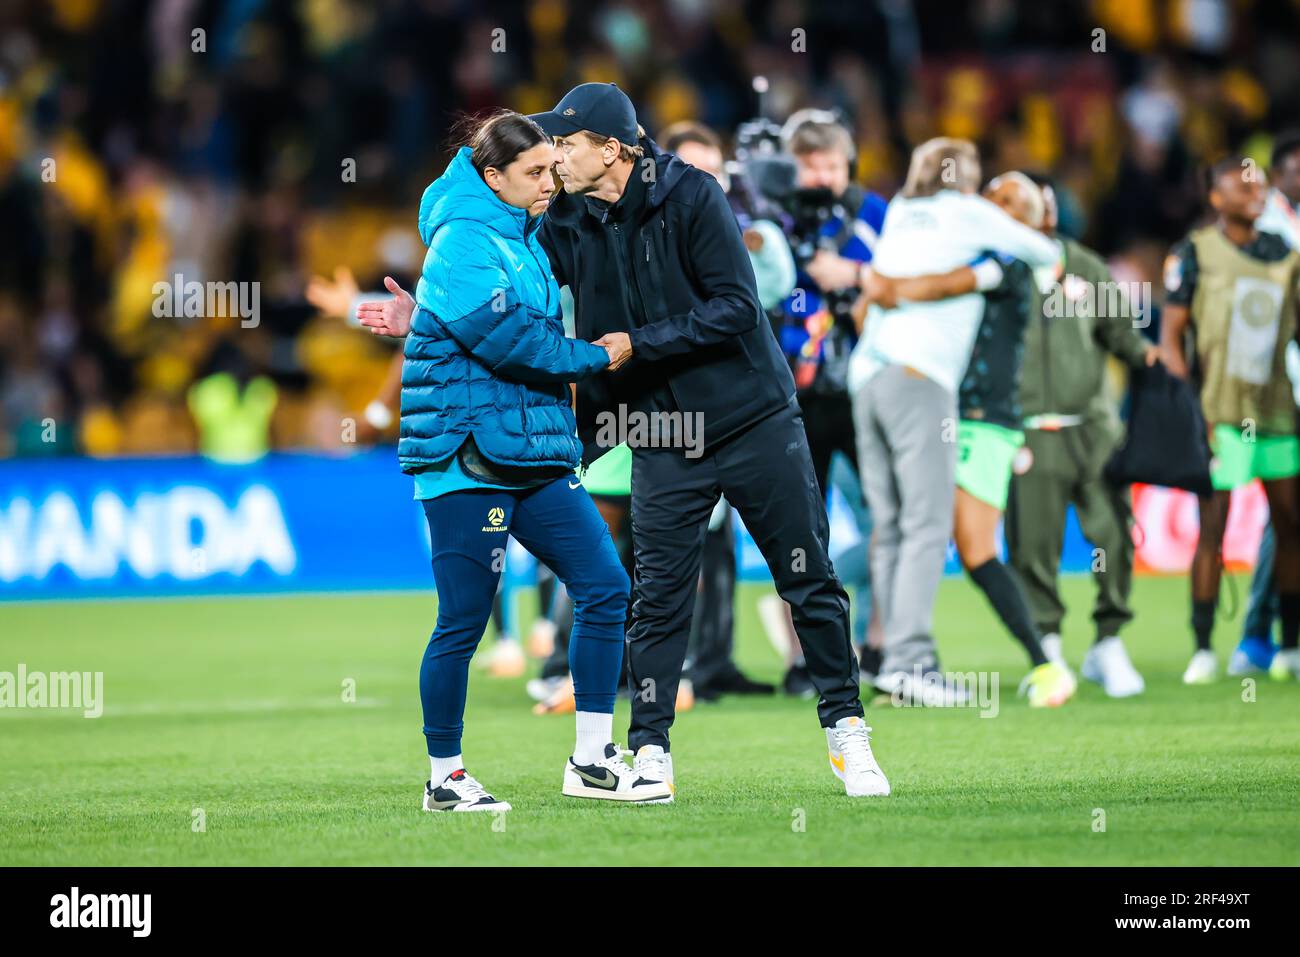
[2,0,1299,458]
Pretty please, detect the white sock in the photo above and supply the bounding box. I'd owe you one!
[430,754,463,783]
[574,711,613,763]
[1041,634,1065,665]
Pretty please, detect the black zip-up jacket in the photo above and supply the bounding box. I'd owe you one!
[540,137,797,465]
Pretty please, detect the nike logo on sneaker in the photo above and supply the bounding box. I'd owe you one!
[572,765,617,789]
[428,786,471,809]
[427,797,466,810]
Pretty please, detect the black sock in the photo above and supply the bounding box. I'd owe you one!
[969,559,1048,667]
[1278,593,1300,650]
[1191,599,1216,651]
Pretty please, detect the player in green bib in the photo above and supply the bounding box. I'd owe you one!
[1161,155,1300,684]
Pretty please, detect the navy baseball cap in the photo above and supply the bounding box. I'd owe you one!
[529,83,639,145]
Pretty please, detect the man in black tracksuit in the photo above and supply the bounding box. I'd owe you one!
[531,84,884,796]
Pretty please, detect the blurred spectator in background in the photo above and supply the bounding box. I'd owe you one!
[187,339,277,463]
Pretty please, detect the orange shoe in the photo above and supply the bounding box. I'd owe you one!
[532,676,575,715]
[526,619,557,659]
[675,678,695,713]
[484,640,526,679]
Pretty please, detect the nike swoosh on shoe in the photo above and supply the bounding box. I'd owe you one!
[573,766,617,789]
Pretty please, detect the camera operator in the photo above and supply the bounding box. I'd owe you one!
[660,121,797,314]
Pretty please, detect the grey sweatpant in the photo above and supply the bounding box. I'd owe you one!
[852,364,956,677]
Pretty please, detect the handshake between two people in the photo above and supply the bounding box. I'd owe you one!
[356,277,632,371]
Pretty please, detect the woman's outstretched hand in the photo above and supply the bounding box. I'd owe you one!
[357,277,416,338]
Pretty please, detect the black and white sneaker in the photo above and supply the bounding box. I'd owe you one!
[422,769,511,813]
[562,743,673,803]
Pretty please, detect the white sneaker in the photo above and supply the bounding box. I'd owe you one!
[1080,636,1145,697]
[1040,633,1068,669]
[422,770,511,813]
[525,674,568,702]
[1182,649,1219,685]
[827,716,890,797]
[1226,648,1261,676]
[562,743,673,803]
[634,745,675,794]
[482,639,525,678]
[1227,636,1277,676]
[876,669,970,707]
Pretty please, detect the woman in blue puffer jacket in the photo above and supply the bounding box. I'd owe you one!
[358,112,671,812]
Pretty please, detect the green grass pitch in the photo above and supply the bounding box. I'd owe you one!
[2,575,1298,866]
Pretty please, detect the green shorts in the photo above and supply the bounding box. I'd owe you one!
[956,420,1025,510]
[580,442,632,497]
[1209,425,1300,491]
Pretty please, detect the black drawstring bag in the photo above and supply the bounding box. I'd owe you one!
[1104,361,1214,496]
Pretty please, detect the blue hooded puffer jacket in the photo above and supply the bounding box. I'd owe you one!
[399,147,610,474]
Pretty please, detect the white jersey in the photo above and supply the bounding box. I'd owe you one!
[849,190,1059,395]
